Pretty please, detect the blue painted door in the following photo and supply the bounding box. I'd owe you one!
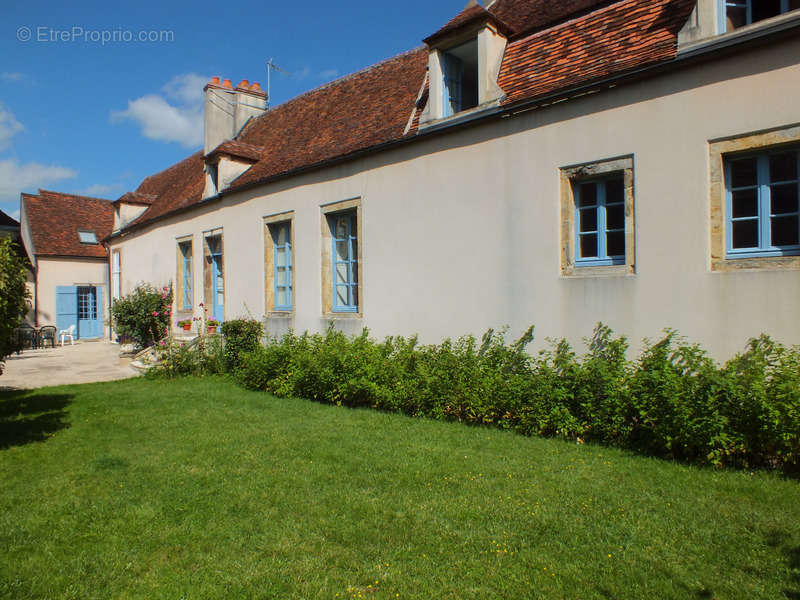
[56,286,78,337]
[77,286,103,339]
[208,236,224,322]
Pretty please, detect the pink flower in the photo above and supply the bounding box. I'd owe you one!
[199,302,204,307]
[152,311,159,316]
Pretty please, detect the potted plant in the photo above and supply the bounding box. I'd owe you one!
[177,319,192,332]
[207,319,219,334]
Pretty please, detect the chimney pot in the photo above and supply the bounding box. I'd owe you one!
[222,78,232,88]
[250,82,262,91]
[237,79,250,89]
[210,76,220,85]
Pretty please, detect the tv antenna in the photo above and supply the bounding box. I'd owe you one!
[266,58,290,107]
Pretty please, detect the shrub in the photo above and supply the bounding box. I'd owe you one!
[221,319,264,371]
[112,284,172,349]
[0,238,30,374]
[148,334,227,379]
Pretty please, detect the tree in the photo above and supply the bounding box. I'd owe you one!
[0,237,30,374]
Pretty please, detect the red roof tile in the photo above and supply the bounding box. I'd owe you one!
[498,0,695,105]
[205,140,264,162]
[115,191,157,206]
[113,0,696,233]
[424,3,514,45]
[23,190,113,258]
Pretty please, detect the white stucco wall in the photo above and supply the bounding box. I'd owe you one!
[109,37,800,360]
[35,258,109,338]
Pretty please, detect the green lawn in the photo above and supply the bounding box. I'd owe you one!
[1,377,798,600]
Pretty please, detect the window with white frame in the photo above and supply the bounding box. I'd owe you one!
[725,147,800,257]
[111,250,121,301]
[721,0,800,31]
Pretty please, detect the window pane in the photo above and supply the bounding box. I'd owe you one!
[352,286,359,308]
[336,285,349,306]
[578,183,597,207]
[276,246,287,267]
[726,5,747,29]
[276,288,288,307]
[276,267,288,286]
[732,219,759,248]
[753,0,782,22]
[579,208,597,232]
[732,188,758,218]
[336,262,349,285]
[276,224,288,245]
[335,217,348,239]
[605,178,624,204]
[336,240,349,262]
[772,216,799,247]
[606,204,625,230]
[730,157,757,188]
[580,233,598,258]
[771,184,798,215]
[607,231,625,257]
[770,152,798,182]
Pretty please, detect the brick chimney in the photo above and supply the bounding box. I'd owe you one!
[203,76,267,156]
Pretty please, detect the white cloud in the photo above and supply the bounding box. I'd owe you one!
[111,73,209,149]
[0,159,77,203]
[0,103,24,150]
[80,183,123,198]
[1,72,25,82]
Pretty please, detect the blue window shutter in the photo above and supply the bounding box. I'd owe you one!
[56,286,78,334]
[94,287,104,339]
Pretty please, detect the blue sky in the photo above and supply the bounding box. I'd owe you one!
[0,0,461,220]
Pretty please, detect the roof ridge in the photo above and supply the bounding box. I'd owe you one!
[37,189,114,203]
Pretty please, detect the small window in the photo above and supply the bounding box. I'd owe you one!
[177,240,193,311]
[442,39,478,117]
[574,176,626,267]
[330,211,359,312]
[722,0,800,31]
[725,147,800,257]
[78,231,98,244]
[270,221,293,311]
[111,250,121,301]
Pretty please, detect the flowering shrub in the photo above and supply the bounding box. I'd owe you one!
[111,284,172,349]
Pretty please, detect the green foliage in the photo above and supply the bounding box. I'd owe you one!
[233,323,800,472]
[111,284,172,349]
[148,335,226,379]
[220,319,264,371]
[0,238,30,374]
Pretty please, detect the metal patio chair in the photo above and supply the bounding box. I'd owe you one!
[38,326,57,349]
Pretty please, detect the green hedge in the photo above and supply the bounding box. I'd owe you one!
[232,324,800,472]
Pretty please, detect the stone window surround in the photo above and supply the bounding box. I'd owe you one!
[175,234,194,315]
[560,155,636,277]
[263,211,295,315]
[710,124,800,271]
[320,197,363,317]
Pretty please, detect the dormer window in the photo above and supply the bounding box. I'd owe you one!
[722,0,800,31]
[442,39,479,117]
[78,230,98,244]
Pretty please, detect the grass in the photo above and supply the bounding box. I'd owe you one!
[0,377,799,600]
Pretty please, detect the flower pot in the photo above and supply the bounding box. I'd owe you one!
[182,323,191,331]
[207,326,217,334]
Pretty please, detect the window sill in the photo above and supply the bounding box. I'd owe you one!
[561,264,635,278]
[323,312,362,320]
[266,311,293,318]
[419,101,502,133]
[712,255,800,272]
[678,10,800,57]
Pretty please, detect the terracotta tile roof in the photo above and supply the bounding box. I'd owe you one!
[423,3,513,44]
[22,190,113,259]
[0,209,18,228]
[205,140,264,162]
[498,0,696,105]
[127,151,205,227]
[115,191,157,206]
[488,0,610,36]
[114,0,696,233]
[230,48,428,189]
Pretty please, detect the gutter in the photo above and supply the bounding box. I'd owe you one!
[105,17,800,242]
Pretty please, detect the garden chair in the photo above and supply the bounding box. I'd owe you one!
[38,326,57,349]
[17,324,37,352]
[59,324,76,346]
